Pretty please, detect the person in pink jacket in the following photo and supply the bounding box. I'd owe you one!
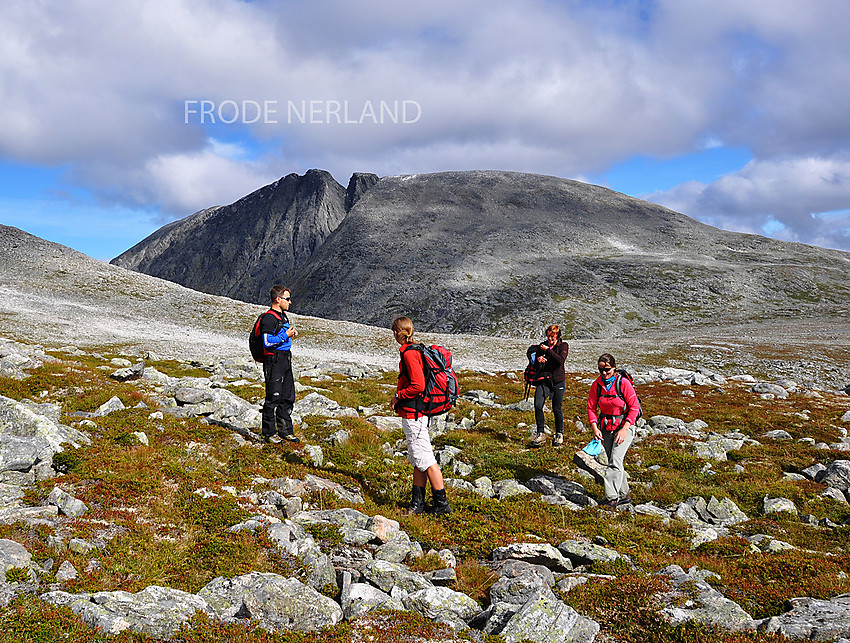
[587,353,638,508]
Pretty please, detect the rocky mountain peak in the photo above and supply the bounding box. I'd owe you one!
[112,169,352,304]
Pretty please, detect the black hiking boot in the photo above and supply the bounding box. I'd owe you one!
[427,488,452,515]
[403,485,426,516]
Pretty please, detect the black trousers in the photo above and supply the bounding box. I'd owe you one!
[262,351,295,436]
[534,380,565,434]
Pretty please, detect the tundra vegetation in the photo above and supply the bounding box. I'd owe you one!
[1,343,849,643]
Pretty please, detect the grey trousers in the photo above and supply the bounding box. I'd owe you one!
[601,426,634,502]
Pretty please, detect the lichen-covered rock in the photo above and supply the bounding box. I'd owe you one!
[693,438,745,461]
[705,496,749,526]
[0,538,36,581]
[763,496,798,516]
[366,415,403,431]
[294,392,358,418]
[656,565,756,632]
[47,486,88,518]
[403,585,480,621]
[41,586,215,638]
[821,460,850,491]
[525,475,594,507]
[361,560,432,594]
[558,540,623,566]
[572,450,606,484]
[489,561,554,606]
[198,572,342,632]
[492,543,573,572]
[344,582,404,620]
[763,429,793,441]
[0,395,90,454]
[498,586,599,643]
[492,479,532,500]
[93,396,126,417]
[752,383,789,399]
[760,594,850,641]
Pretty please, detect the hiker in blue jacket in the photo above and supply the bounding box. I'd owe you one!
[260,285,300,443]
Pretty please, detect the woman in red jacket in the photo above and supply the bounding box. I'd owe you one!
[587,353,638,508]
[390,316,451,516]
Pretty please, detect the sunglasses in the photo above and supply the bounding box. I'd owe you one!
[599,366,615,373]
[279,296,291,301]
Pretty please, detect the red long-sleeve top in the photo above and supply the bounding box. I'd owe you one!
[587,375,639,430]
[396,343,425,419]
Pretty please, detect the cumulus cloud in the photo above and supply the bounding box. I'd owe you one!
[73,140,280,216]
[645,156,850,251]
[0,0,849,253]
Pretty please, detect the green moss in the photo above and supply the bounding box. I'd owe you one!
[4,567,31,584]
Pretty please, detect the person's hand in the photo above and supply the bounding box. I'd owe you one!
[537,355,547,363]
[288,327,299,338]
[592,424,602,441]
[391,394,399,410]
[615,424,630,445]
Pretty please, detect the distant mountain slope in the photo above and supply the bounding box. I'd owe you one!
[291,170,850,337]
[112,169,368,304]
[112,169,850,338]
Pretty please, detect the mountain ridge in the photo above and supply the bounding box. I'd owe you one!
[111,169,850,338]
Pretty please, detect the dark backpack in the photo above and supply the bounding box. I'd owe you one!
[400,344,459,416]
[523,344,552,400]
[249,310,283,362]
[596,369,643,423]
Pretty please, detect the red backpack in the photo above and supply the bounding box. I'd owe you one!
[400,344,459,416]
[249,310,283,362]
[523,344,552,400]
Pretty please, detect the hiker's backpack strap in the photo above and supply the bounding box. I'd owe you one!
[613,373,624,402]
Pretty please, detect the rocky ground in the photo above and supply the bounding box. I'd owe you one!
[2,223,850,642]
[2,334,850,642]
[2,223,849,393]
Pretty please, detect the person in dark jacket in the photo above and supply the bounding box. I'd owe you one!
[260,285,300,443]
[529,324,569,447]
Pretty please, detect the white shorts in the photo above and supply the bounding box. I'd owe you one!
[402,415,437,471]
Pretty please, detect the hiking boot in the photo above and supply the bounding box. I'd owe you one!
[616,495,633,507]
[529,433,547,448]
[403,485,426,516]
[279,432,300,443]
[552,433,564,447]
[427,488,452,515]
[263,434,282,444]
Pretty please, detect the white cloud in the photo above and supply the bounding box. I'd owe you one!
[645,156,850,250]
[0,0,849,253]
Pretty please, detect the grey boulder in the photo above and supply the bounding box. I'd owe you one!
[498,586,599,643]
[820,460,850,491]
[760,594,850,641]
[403,585,480,621]
[344,582,404,620]
[198,572,343,632]
[41,586,215,638]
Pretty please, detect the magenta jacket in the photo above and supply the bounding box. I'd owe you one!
[587,374,639,430]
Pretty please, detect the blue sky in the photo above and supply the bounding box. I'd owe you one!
[2,0,850,261]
